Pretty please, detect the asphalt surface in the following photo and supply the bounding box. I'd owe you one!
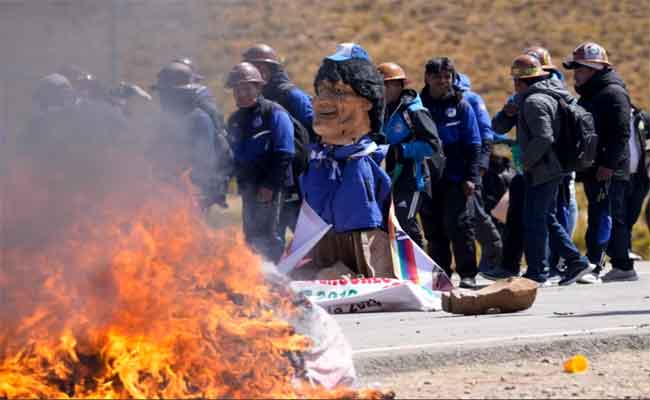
[335,264,650,376]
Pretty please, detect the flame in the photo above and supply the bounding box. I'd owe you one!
[0,172,390,399]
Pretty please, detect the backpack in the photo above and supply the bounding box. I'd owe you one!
[267,81,318,142]
[402,108,446,183]
[526,89,598,172]
[258,99,310,181]
[631,105,650,178]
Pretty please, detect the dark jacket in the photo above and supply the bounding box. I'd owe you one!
[420,86,481,184]
[263,70,315,140]
[383,89,442,193]
[227,97,295,191]
[455,73,494,171]
[576,69,631,180]
[156,106,220,195]
[514,78,571,186]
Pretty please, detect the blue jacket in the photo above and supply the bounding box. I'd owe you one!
[420,87,482,184]
[455,73,494,171]
[263,71,315,140]
[383,89,441,192]
[301,135,391,232]
[227,97,295,190]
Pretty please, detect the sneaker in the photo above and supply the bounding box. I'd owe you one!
[577,271,602,284]
[554,258,567,273]
[459,277,478,289]
[537,280,554,288]
[521,274,552,287]
[601,268,639,282]
[559,262,595,286]
[547,274,562,285]
[628,251,643,261]
[479,268,517,281]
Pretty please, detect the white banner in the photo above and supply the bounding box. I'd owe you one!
[290,278,441,313]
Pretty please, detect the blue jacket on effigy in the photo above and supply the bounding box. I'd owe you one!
[301,135,391,232]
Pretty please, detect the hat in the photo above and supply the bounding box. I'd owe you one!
[326,43,371,62]
[562,42,611,70]
[171,57,205,81]
[152,62,194,90]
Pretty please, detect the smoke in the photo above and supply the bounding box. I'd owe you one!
[0,0,256,357]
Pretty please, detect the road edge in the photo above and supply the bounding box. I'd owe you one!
[354,328,650,378]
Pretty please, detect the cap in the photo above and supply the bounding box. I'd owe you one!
[326,43,371,62]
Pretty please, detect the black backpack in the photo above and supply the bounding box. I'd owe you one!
[266,81,318,142]
[526,89,598,172]
[631,105,650,177]
[258,99,310,181]
[401,108,446,183]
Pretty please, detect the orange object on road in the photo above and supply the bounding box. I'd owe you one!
[564,354,589,373]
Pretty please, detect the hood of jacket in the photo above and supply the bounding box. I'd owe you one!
[263,70,291,95]
[575,68,626,97]
[386,88,421,116]
[454,72,472,91]
[518,77,574,105]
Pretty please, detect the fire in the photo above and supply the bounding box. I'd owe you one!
[0,175,389,399]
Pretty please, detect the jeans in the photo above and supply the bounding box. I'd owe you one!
[607,173,650,271]
[523,176,582,282]
[421,180,477,279]
[549,175,574,271]
[567,173,579,237]
[241,187,286,263]
[583,176,625,272]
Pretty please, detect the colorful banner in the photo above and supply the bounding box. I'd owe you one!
[386,202,453,291]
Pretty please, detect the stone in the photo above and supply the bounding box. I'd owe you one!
[441,277,538,315]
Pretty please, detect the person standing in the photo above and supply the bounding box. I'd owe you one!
[378,62,443,248]
[563,42,633,282]
[455,71,503,273]
[506,54,593,286]
[242,43,314,139]
[242,44,313,231]
[420,57,482,289]
[225,62,295,263]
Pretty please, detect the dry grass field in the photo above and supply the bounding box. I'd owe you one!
[187,0,650,258]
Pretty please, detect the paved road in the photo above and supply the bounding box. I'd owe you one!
[335,265,650,364]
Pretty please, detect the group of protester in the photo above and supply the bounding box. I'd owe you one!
[25,41,650,290]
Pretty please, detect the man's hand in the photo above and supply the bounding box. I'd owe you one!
[503,102,518,117]
[462,180,476,197]
[256,187,274,202]
[596,166,614,181]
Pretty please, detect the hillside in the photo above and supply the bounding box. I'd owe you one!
[184,0,650,115]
